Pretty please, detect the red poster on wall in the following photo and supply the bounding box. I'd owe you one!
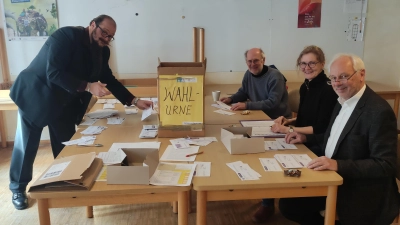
[298,0,322,28]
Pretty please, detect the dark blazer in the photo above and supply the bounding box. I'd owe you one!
[308,86,399,225]
[10,26,134,127]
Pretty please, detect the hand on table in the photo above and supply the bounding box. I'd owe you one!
[307,156,338,171]
[88,82,111,97]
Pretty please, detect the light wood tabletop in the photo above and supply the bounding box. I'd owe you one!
[192,124,343,225]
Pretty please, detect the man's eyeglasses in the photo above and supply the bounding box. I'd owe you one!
[96,23,115,41]
[327,70,358,85]
[247,59,262,65]
[299,61,319,69]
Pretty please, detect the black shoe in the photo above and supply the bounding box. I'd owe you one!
[12,192,28,210]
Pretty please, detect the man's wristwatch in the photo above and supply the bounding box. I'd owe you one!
[133,97,140,106]
[288,125,294,133]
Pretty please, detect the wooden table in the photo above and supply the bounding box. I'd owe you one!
[193,125,343,225]
[29,124,190,225]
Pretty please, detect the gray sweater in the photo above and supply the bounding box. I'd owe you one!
[230,66,291,119]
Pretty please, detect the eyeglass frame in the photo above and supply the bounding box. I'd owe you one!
[327,70,359,85]
[298,61,320,69]
[95,23,115,41]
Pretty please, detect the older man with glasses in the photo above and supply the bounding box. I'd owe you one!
[8,14,153,210]
[220,48,291,119]
[279,54,399,225]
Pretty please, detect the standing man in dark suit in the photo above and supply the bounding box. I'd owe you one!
[279,54,399,225]
[9,14,152,210]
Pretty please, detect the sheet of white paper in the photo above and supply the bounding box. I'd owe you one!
[274,154,303,169]
[86,109,118,119]
[226,161,260,180]
[264,141,279,150]
[291,154,312,167]
[251,127,283,137]
[240,120,275,127]
[139,129,158,138]
[103,103,115,109]
[62,136,96,146]
[214,109,235,115]
[40,161,71,180]
[143,125,158,130]
[141,107,153,121]
[108,142,161,152]
[97,149,126,165]
[194,162,211,177]
[125,108,138,114]
[160,145,199,162]
[170,139,190,149]
[79,118,98,126]
[275,138,297,149]
[80,126,107,135]
[216,101,232,110]
[107,117,125,124]
[259,158,283,171]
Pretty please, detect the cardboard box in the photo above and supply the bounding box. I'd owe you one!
[157,59,206,138]
[29,152,103,192]
[221,127,265,154]
[107,144,160,185]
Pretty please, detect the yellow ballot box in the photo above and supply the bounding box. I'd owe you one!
[157,59,206,137]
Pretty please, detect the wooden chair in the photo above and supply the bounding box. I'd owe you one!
[287,88,300,118]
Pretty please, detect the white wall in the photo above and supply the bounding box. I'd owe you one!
[0,0,399,142]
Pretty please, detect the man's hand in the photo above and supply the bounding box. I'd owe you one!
[89,82,111,97]
[220,97,232,104]
[231,102,246,111]
[135,99,153,110]
[307,156,338,171]
[274,116,288,125]
[285,131,306,144]
[271,123,289,133]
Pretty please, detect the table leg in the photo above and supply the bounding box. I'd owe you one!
[178,191,188,225]
[324,185,338,225]
[0,111,7,148]
[37,199,50,225]
[86,206,93,218]
[188,190,192,213]
[172,201,178,213]
[196,191,207,225]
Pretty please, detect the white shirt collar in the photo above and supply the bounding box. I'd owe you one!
[338,84,366,106]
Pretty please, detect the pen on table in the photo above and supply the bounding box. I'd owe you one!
[186,151,203,157]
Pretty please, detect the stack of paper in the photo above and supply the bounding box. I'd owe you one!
[107,117,125,124]
[103,103,115,109]
[80,126,107,135]
[149,162,196,186]
[240,120,275,127]
[214,109,235,115]
[124,105,138,115]
[62,136,96,146]
[226,161,261,180]
[216,101,232,110]
[139,125,158,138]
[97,148,126,165]
[97,99,119,104]
[251,127,285,137]
[186,137,217,146]
[274,154,312,168]
[79,118,99,126]
[86,109,118,119]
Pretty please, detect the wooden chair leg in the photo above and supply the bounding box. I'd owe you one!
[86,206,93,218]
[172,201,178,213]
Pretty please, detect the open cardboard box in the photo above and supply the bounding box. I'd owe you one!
[107,143,160,185]
[221,127,265,154]
[29,152,103,192]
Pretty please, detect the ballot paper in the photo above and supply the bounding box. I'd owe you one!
[139,124,158,138]
[149,162,196,186]
[97,99,118,104]
[103,103,115,109]
[170,139,190,149]
[194,162,211,177]
[214,109,235,115]
[141,107,153,121]
[275,138,297,149]
[259,158,283,171]
[251,127,285,137]
[274,154,312,169]
[125,107,138,115]
[80,126,107,135]
[106,117,125,125]
[160,145,199,162]
[62,136,96,146]
[79,118,99,126]
[226,161,261,181]
[216,101,232,110]
[240,120,275,127]
[264,141,279,150]
[86,109,118,119]
[97,148,126,165]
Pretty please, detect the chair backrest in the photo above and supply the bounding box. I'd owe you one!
[396,134,400,180]
[288,89,300,116]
